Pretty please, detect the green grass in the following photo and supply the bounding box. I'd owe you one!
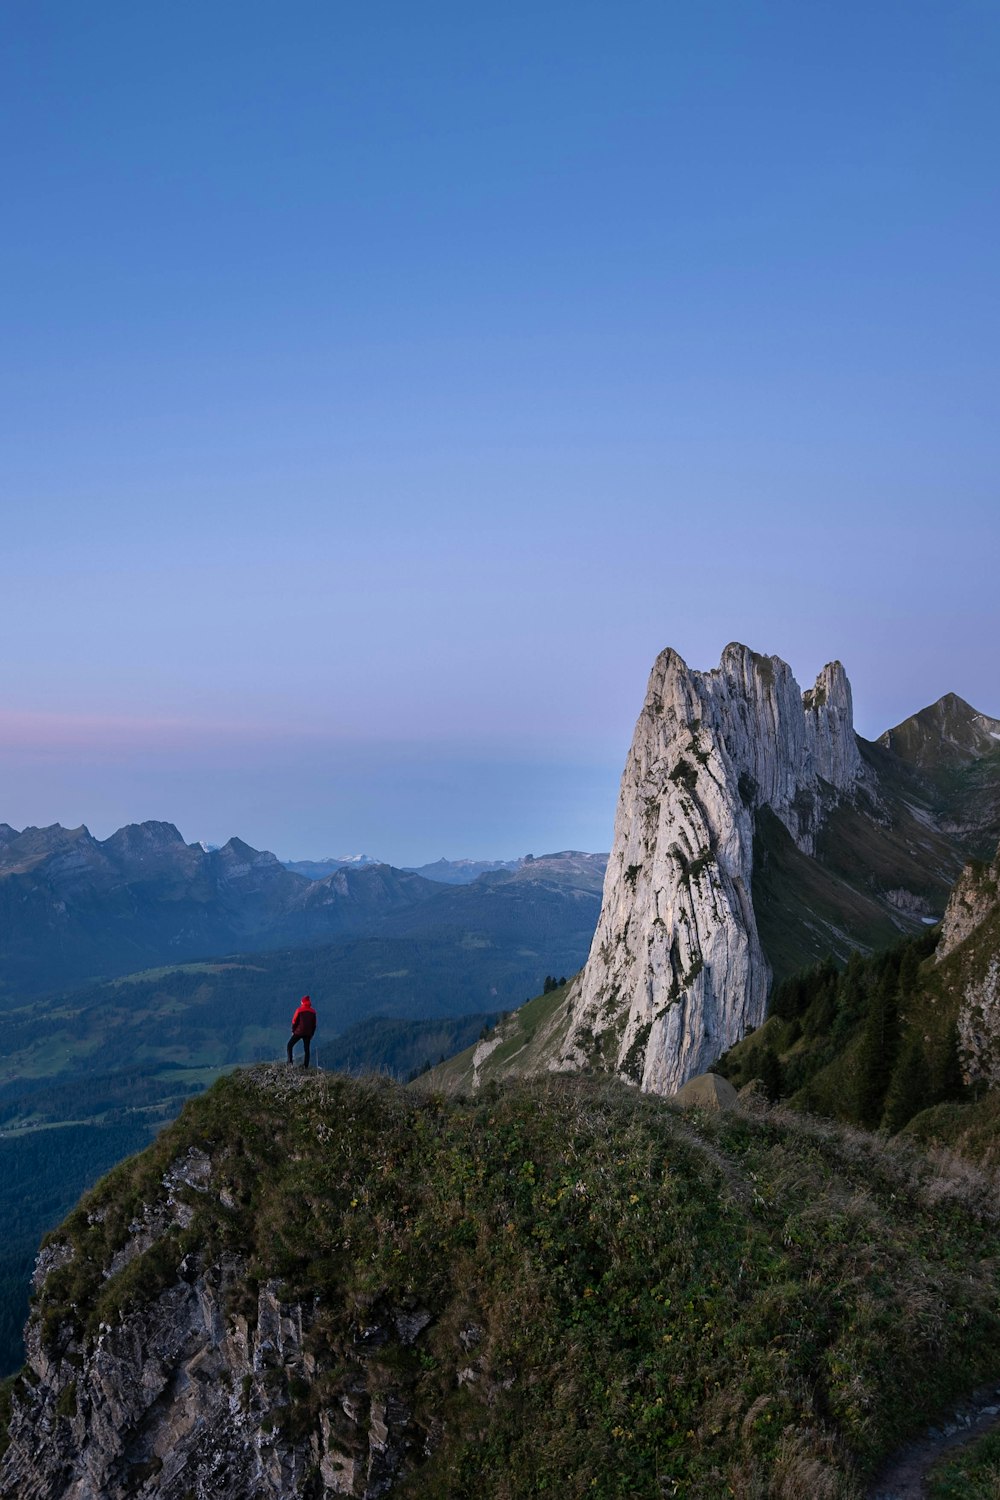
[751,808,917,983]
[426,980,574,1092]
[13,1068,1000,1497]
[928,1430,1000,1499]
[904,1092,1000,1171]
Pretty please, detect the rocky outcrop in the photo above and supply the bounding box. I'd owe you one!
[51,1270,423,1500]
[0,1135,434,1499]
[936,843,1000,1088]
[560,644,867,1095]
[958,950,1000,1089]
[937,845,1000,961]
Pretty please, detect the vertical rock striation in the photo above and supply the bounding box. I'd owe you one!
[562,643,865,1094]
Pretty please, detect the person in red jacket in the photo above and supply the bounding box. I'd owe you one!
[287,995,317,1068]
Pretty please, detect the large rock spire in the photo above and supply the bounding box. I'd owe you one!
[562,643,864,1093]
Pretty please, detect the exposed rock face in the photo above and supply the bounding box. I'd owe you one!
[936,842,1000,1088]
[959,951,1000,1089]
[561,644,866,1095]
[937,844,1000,961]
[0,1139,429,1500]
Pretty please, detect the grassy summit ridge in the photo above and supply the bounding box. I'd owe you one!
[9,1067,1000,1497]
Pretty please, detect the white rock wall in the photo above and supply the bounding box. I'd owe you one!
[563,643,864,1095]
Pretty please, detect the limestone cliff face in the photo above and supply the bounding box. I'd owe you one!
[562,644,865,1095]
[3,1255,346,1500]
[0,1131,435,1500]
[936,843,1000,1088]
[937,845,1000,962]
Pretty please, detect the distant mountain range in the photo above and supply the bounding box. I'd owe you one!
[281,854,589,886]
[281,854,380,878]
[0,823,427,1000]
[0,837,608,1376]
[402,856,522,884]
[0,823,608,1003]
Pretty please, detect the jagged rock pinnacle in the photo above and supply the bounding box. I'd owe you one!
[561,643,865,1095]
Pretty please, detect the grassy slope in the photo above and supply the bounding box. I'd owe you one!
[751,735,994,985]
[12,1068,1000,1498]
[425,979,576,1094]
[863,731,1000,859]
[751,808,909,982]
[929,1429,1000,1499]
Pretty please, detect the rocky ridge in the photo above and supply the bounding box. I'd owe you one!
[559,643,868,1094]
[6,1066,1000,1499]
[0,1087,431,1500]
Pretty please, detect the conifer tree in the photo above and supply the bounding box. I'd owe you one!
[854,968,899,1127]
[881,1031,932,1134]
[757,1046,782,1102]
[833,950,867,1040]
[896,945,922,1003]
[932,1020,965,1102]
[803,979,836,1039]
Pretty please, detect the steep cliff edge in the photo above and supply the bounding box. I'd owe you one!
[437,645,997,1101]
[559,644,869,1094]
[5,1065,1000,1498]
[937,843,1000,962]
[935,842,1000,1088]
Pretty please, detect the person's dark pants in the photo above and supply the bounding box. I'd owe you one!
[287,1033,311,1067]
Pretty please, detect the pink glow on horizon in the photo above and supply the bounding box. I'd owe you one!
[0,710,320,753]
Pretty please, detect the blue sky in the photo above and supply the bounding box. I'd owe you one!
[2,2,998,863]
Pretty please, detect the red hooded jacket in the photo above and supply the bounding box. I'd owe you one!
[291,997,317,1038]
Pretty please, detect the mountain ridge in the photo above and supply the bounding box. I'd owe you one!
[0,825,610,1003]
[429,645,999,1099]
[878,692,1000,770]
[4,1066,1000,1497]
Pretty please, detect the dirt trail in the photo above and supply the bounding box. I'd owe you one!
[867,1384,1000,1499]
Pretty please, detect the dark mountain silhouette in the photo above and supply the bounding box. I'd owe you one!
[0,823,443,1001]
